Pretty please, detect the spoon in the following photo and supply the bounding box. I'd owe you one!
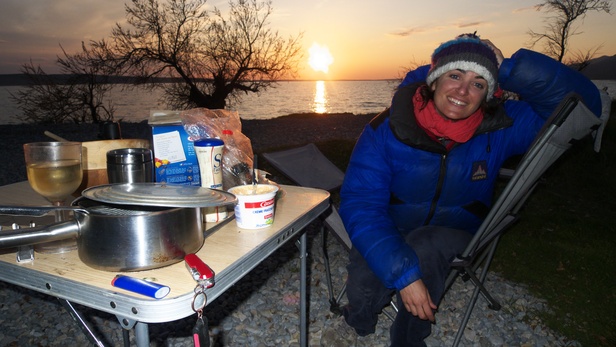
[252,154,258,194]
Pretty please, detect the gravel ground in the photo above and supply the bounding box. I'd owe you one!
[0,226,580,346]
[0,115,581,346]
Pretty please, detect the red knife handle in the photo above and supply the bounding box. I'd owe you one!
[185,253,215,288]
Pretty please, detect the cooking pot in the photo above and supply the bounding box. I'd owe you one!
[0,183,237,271]
[0,199,202,271]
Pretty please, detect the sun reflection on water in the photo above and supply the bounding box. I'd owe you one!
[312,80,328,114]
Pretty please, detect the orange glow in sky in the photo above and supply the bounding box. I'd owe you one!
[0,1,614,80]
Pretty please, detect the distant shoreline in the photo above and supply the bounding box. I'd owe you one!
[0,74,399,87]
[1,72,614,86]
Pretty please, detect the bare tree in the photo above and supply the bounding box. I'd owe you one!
[10,42,116,124]
[102,0,303,110]
[10,62,82,124]
[565,44,604,70]
[527,0,612,62]
[57,42,117,123]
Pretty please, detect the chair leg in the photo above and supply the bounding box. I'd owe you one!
[322,224,335,300]
[452,235,502,347]
[322,224,345,315]
[452,277,483,347]
[476,237,502,310]
[58,298,106,346]
[382,299,399,322]
[382,306,396,321]
[330,283,346,316]
[461,268,501,311]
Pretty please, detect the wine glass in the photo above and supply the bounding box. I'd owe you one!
[23,141,83,253]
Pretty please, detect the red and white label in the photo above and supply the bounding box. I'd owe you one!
[244,198,275,209]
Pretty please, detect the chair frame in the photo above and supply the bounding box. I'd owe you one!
[443,93,605,346]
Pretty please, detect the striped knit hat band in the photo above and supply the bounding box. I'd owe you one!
[426,34,498,100]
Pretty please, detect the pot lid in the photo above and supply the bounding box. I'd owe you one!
[82,183,237,208]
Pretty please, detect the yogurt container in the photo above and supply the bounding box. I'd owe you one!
[228,184,279,229]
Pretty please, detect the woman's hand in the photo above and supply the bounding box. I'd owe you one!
[482,39,504,68]
[400,279,437,322]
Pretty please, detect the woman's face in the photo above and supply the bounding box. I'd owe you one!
[430,69,488,120]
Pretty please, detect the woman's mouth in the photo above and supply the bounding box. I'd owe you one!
[448,97,467,106]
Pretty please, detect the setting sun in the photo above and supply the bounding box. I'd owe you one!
[308,43,334,73]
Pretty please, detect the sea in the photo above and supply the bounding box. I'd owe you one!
[0,80,398,125]
[1,79,614,125]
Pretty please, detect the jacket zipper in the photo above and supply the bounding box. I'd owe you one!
[423,153,447,225]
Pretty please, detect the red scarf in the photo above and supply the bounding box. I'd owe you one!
[413,89,483,143]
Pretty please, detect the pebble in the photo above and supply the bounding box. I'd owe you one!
[0,221,582,346]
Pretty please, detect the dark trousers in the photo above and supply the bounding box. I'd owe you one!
[343,226,472,347]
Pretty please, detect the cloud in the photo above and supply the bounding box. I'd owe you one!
[457,21,488,29]
[388,27,430,38]
[512,5,541,14]
[390,18,491,38]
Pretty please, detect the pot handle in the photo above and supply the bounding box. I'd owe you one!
[0,205,87,217]
[0,220,79,249]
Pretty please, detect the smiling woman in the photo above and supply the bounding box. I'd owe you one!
[308,43,334,73]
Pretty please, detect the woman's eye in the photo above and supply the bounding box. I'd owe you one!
[449,73,460,80]
[473,82,485,89]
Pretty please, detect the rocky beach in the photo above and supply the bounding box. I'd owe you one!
[0,114,580,346]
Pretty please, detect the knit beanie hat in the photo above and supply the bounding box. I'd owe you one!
[426,33,499,100]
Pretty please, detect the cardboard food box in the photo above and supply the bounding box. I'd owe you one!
[148,110,200,186]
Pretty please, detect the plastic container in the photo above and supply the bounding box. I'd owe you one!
[194,138,224,189]
[194,138,227,222]
[228,184,279,229]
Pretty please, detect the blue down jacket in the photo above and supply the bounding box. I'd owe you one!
[339,49,602,291]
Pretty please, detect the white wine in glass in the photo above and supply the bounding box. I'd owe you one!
[26,160,82,202]
[24,142,83,253]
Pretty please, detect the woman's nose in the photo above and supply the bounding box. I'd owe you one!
[456,82,470,95]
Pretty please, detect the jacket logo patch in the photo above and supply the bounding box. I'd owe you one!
[471,161,487,181]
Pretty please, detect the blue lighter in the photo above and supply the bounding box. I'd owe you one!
[111,275,170,299]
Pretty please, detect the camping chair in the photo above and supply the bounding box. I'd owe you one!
[262,144,349,311]
[443,91,610,347]
[263,144,400,320]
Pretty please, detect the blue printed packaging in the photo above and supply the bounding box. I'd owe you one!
[149,110,201,186]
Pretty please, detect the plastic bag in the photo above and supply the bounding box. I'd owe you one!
[180,108,254,189]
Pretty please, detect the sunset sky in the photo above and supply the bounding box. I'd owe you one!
[0,0,614,80]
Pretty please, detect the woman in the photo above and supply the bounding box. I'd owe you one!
[320,34,602,346]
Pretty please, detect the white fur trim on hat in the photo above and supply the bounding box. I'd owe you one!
[426,61,496,101]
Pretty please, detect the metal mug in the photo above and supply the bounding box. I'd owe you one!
[100,121,122,140]
[106,148,154,184]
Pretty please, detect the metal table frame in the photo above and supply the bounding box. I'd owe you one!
[0,182,329,346]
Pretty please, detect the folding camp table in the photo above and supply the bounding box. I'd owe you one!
[0,181,329,347]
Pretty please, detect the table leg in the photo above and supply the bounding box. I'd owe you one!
[134,322,150,347]
[299,232,307,347]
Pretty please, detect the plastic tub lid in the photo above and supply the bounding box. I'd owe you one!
[194,138,224,146]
